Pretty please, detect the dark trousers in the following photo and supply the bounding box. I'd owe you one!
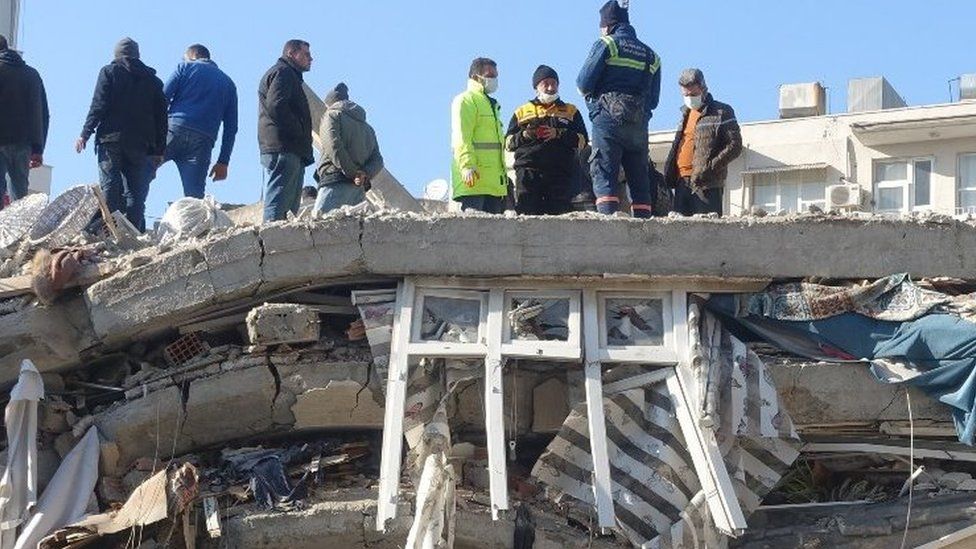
[674,178,723,216]
[0,144,30,211]
[160,126,215,199]
[515,167,572,216]
[457,195,504,214]
[98,144,152,232]
[590,113,652,218]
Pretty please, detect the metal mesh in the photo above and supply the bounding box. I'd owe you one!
[0,193,48,249]
[28,185,99,248]
[164,333,209,367]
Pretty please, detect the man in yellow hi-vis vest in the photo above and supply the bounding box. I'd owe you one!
[451,57,508,213]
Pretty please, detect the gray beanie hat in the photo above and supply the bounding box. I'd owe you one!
[678,68,706,88]
[114,37,140,60]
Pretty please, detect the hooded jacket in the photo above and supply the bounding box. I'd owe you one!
[258,58,313,166]
[80,57,168,155]
[663,93,743,191]
[0,50,49,154]
[314,100,383,188]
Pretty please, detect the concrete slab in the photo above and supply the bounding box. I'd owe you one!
[291,381,384,430]
[0,295,97,382]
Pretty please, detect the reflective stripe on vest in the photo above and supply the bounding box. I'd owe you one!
[600,35,659,74]
[472,142,503,150]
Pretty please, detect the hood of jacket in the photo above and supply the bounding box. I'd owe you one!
[610,23,638,39]
[0,49,25,67]
[328,100,367,123]
[114,57,156,78]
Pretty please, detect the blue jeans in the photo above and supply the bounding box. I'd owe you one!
[98,144,152,232]
[589,113,653,218]
[0,144,30,211]
[315,181,366,213]
[262,152,305,222]
[160,126,214,199]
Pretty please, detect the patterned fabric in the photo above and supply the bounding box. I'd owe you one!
[741,274,950,322]
[532,310,800,548]
[354,295,396,394]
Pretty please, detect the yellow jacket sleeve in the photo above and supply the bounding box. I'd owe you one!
[451,93,477,172]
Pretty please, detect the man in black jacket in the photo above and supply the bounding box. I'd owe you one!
[506,65,588,215]
[258,39,314,222]
[0,34,48,211]
[76,38,167,232]
[663,68,742,216]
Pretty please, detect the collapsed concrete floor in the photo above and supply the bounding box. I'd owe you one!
[6,212,976,547]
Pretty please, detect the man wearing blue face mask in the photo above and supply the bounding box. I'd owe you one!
[663,68,742,216]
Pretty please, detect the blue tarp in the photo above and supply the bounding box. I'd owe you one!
[709,295,976,445]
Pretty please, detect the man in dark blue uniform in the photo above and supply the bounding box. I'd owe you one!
[577,0,661,218]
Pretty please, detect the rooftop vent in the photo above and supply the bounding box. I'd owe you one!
[848,77,907,113]
[961,74,976,101]
[778,82,827,119]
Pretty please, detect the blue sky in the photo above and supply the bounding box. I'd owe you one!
[17,0,976,222]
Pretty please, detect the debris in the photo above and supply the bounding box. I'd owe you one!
[0,193,48,249]
[246,303,321,346]
[156,196,233,246]
[0,360,45,547]
[203,497,221,538]
[28,185,100,249]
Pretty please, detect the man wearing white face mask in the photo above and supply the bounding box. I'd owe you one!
[450,57,509,213]
[505,65,588,215]
[663,68,742,216]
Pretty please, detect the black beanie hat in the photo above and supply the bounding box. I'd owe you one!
[325,82,349,106]
[532,65,559,89]
[599,0,629,28]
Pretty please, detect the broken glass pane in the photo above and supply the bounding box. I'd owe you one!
[507,298,570,342]
[605,299,664,346]
[419,296,481,343]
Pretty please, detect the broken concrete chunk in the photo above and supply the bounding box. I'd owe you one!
[939,472,973,490]
[247,303,321,346]
[100,441,121,477]
[532,377,570,433]
[291,381,383,430]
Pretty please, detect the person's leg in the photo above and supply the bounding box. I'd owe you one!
[589,117,624,215]
[97,144,126,216]
[458,195,486,213]
[515,168,544,215]
[2,144,31,207]
[620,125,652,219]
[672,179,694,216]
[544,169,574,215]
[121,149,151,232]
[262,153,303,222]
[0,146,11,210]
[315,181,367,214]
[173,129,214,199]
[696,187,724,216]
[483,196,505,214]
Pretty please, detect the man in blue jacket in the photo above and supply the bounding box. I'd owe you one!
[577,0,661,218]
[157,44,238,199]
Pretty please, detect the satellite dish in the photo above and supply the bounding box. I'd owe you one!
[424,179,450,201]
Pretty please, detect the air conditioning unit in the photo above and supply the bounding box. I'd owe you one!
[826,183,864,210]
[779,82,827,119]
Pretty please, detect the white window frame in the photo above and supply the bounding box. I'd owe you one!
[408,288,489,358]
[957,153,976,215]
[873,157,934,214]
[596,291,677,364]
[501,290,582,360]
[748,169,828,213]
[377,279,746,538]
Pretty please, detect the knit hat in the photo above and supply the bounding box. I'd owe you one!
[114,37,140,60]
[532,65,559,89]
[325,82,349,106]
[678,68,707,89]
[599,0,629,28]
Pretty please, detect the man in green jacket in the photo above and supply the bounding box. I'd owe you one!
[451,57,508,213]
[313,82,384,213]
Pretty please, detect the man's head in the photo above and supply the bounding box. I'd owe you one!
[114,37,140,60]
[185,44,211,62]
[0,35,8,52]
[599,0,629,35]
[325,82,349,106]
[678,68,707,97]
[533,65,559,101]
[469,57,498,93]
[283,39,312,72]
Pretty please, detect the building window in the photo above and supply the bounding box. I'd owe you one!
[959,154,976,214]
[873,158,932,214]
[750,170,827,213]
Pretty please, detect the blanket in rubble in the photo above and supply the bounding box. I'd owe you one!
[531,309,800,548]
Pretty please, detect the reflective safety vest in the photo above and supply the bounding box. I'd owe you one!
[600,35,660,76]
[451,79,508,199]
